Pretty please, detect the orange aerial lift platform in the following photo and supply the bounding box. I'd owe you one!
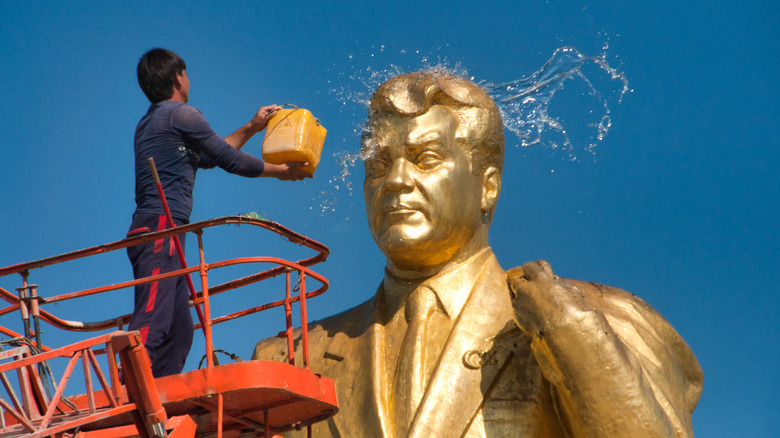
[0,215,337,438]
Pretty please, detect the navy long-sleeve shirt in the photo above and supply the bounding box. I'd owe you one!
[133,101,265,222]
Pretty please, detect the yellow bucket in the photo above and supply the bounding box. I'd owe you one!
[262,105,326,175]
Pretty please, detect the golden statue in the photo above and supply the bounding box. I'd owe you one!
[253,72,703,437]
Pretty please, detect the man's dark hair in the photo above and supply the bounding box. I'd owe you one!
[137,48,186,103]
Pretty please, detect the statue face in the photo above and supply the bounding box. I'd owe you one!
[363,105,485,272]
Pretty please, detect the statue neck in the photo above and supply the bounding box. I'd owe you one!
[386,229,490,280]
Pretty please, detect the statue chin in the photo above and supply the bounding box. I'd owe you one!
[378,243,441,273]
[377,236,465,278]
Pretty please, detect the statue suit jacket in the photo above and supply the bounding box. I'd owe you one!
[253,249,703,437]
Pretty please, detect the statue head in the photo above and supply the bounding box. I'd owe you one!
[362,71,505,278]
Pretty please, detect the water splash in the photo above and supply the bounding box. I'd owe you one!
[312,150,362,216]
[318,44,629,216]
[328,44,469,118]
[317,45,470,216]
[482,46,630,159]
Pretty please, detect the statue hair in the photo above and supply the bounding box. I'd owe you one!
[366,71,505,175]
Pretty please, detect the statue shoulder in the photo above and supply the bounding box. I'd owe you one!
[505,267,679,332]
[559,277,690,348]
[507,268,703,415]
[571,277,704,417]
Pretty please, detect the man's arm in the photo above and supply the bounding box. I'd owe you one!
[259,161,312,181]
[224,105,312,181]
[508,261,701,437]
[225,105,279,150]
[176,104,311,180]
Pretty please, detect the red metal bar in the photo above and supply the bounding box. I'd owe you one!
[0,366,25,415]
[129,409,152,438]
[196,231,214,369]
[41,264,201,305]
[41,255,327,313]
[5,257,329,341]
[0,302,21,318]
[0,333,157,436]
[0,285,20,304]
[166,414,198,438]
[117,336,166,436]
[86,348,118,409]
[17,357,41,420]
[284,271,294,366]
[36,405,139,438]
[0,396,36,433]
[0,346,29,362]
[39,351,81,430]
[29,359,51,416]
[299,271,310,370]
[0,332,185,436]
[83,349,96,412]
[190,257,330,300]
[0,334,118,374]
[189,397,265,432]
[103,341,123,405]
[1,221,329,340]
[217,392,224,438]
[0,216,328,280]
[0,325,25,341]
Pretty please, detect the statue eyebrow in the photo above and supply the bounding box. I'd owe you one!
[407,129,444,146]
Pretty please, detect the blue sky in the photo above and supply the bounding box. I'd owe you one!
[1,1,777,436]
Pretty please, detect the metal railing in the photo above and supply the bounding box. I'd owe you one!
[0,215,330,436]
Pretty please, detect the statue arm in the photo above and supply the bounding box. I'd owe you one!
[508,261,701,438]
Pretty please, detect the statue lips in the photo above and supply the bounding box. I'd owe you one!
[379,200,428,224]
[371,199,429,244]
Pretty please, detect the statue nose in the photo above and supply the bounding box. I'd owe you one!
[385,158,414,192]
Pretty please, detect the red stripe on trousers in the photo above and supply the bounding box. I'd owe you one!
[127,226,150,237]
[146,267,160,312]
[139,326,150,344]
[153,215,166,253]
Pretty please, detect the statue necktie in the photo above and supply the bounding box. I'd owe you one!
[392,286,438,435]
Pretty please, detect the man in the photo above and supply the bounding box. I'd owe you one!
[130,48,311,378]
[253,72,703,437]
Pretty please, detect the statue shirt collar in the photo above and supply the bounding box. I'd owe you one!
[381,247,495,321]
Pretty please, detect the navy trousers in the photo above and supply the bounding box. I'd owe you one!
[126,213,194,378]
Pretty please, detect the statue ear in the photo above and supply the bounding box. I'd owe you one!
[481,166,501,212]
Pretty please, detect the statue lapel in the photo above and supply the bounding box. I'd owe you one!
[320,287,393,437]
[408,258,518,438]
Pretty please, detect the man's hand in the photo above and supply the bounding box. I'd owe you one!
[261,161,313,181]
[226,105,280,150]
[249,105,281,133]
[507,260,589,338]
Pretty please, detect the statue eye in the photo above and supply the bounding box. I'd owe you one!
[415,151,443,170]
[367,158,390,177]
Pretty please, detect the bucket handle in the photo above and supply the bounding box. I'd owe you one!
[267,104,323,132]
[278,104,323,127]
